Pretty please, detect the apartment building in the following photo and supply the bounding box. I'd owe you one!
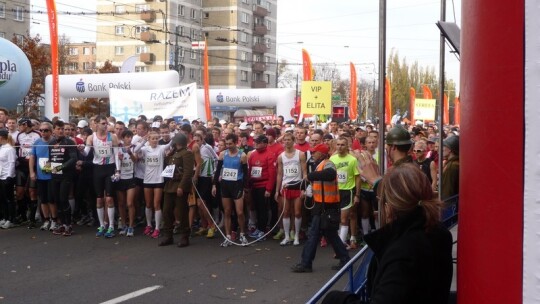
[95,0,277,89]
[0,0,30,43]
[65,42,97,74]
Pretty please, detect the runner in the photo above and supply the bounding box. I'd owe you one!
[194,132,219,238]
[0,129,16,229]
[116,130,137,236]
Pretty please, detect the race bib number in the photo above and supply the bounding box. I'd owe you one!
[96,146,111,157]
[161,164,175,178]
[251,166,262,178]
[51,162,63,175]
[337,171,347,183]
[222,168,238,181]
[284,165,299,177]
[146,156,160,167]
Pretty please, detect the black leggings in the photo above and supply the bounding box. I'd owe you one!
[251,187,270,232]
[51,178,73,226]
[0,178,15,221]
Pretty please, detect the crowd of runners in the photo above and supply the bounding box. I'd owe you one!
[0,107,460,263]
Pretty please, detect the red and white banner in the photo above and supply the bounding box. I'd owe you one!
[244,115,276,123]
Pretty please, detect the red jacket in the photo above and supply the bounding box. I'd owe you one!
[248,147,276,192]
[267,142,284,162]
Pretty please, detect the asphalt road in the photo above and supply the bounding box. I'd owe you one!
[0,225,356,304]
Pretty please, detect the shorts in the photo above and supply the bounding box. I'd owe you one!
[281,188,302,200]
[143,183,164,189]
[116,178,136,191]
[16,169,37,188]
[196,176,216,208]
[361,189,378,211]
[134,177,144,187]
[36,179,52,204]
[339,188,355,210]
[220,180,244,200]
[93,164,116,198]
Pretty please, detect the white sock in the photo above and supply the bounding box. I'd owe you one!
[145,207,153,226]
[107,207,115,228]
[294,217,302,239]
[97,207,105,227]
[339,225,349,243]
[283,218,290,240]
[68,199,75,214]
[374,217,380,230]
[249,210,257,228]
[350,235,357,242]
[155,210,162,230]
[361,218,370,236]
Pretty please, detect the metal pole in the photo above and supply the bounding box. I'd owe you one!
[377,0,386,176]
[175,26,179,76]
[437,0,446,198]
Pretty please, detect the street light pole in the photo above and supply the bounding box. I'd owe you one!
[378,0,387,177]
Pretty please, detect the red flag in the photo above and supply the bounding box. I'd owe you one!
[46,0,59,114]
[410,87,416,123]
[454,97,460,125]
[443,93,449,125]
[203,38,211,121]
[422,84,432,99]
[385,77,392,125]
[349,62,357,121]
[302,49,313,81]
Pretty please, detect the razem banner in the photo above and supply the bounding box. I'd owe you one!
[413,98,436,120]
[109,83,204,122]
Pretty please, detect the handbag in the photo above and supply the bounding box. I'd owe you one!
[320,207,340,231]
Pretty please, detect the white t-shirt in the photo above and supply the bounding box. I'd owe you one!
[138,144,171,184]
[132,134,147,179]
[0,144,16,179]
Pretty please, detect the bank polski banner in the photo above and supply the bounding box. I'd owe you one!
[109,83,204,122]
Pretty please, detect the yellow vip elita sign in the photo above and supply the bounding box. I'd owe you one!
[301,81,332,115]
[414,99,436,120]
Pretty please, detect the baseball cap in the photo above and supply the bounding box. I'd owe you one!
[0,129,8,137]
[310,143,330,155]
[265,128,277,137]
[77,120,89,128]
[18,118,32,126]
[239,122,248,130]
[254,134,269,144]
[219,119,227,124]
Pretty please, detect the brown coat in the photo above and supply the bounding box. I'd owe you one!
[164,147,195,194]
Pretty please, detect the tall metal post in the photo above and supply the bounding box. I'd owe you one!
[377,0,386,176]
[175,25,179,74]
[437,0,446,197]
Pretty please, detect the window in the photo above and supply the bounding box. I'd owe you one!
[190,51,197,60]
[92,47,96,55]
[241,51,248,62]
[14,6,23,21]
[15,34,24,45]
[264,56,270,63]
[68,47,78,56]
[0,3,5,19]
[178,5,184,16]
[136,46,148,54]
[0,32,5,38]
[135,25,149,34]
[83,47,91,55]
[68,62,78,71]
[190,8,197,19]
[241,70,248,82]
[240,32,248,43]
[190,28,197,40]
[135,4,148,13]
[115,5,126,14]
[115,46,124,55]
[242,0,249,4]
[253,54,261,62]
[241,12,249,24]
[265,20,271,32]
[83,62,95,70]
[265,1,271,11]
[176,26,184,36]
[115,26,125,35]
[266,74,270,84]
[204,12,209,19]
[189,68,195,79]
[179,48,185,58]
[135,66,148,73]
[179,67,185,77]
[265,38,271,48]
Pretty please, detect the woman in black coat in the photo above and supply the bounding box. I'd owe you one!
[323,164,453,304]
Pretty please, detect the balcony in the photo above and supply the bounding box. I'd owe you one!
[253,4,268,17]
[252,43,268,53]
[253,24,267,36]
[140,10,156,22]
[251,80,267,88]
[140,52,155,64]
[252,62,266,72]
[140,31,156,42]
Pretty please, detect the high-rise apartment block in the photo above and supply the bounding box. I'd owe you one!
[96,0,277,89]
[0,0,30,43]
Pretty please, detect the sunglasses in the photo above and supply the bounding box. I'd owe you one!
[413,150,424,153]
[39,129,51,132]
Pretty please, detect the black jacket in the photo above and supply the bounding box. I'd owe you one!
[323,207,453,304]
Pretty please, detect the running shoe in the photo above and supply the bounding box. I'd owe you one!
[293,238,300,246]
[273,230,285,240]
[220,238,232,247]
[52,225,65,235]
[240,233,248,246]
[349,239,358,250]
[173,222,180,234]
[194,227,208,236]
[86,217,96,227]
[1,220,14,229]
[151,229,160,239]
[254,230,265,241]
[76,215,90,226]
[126,227,134,237]
[96,226,106,237]
[27,221,36,229]
[119,226,128,236]
[206,227,215,239]
[49,221,57,231]
[143,225,153,236]
[280,238,291,246]
[40,220,50,231]
[249,229,263,238]
[105,227,115,238]
[291,263,313,273]
[63,226,73,236]
[0,219,6,226]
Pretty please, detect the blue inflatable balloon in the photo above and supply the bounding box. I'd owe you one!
[0,37,32,110]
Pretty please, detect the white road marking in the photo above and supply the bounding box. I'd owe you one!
[100,285,163,304]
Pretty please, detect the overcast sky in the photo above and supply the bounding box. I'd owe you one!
[30,0,461,92]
